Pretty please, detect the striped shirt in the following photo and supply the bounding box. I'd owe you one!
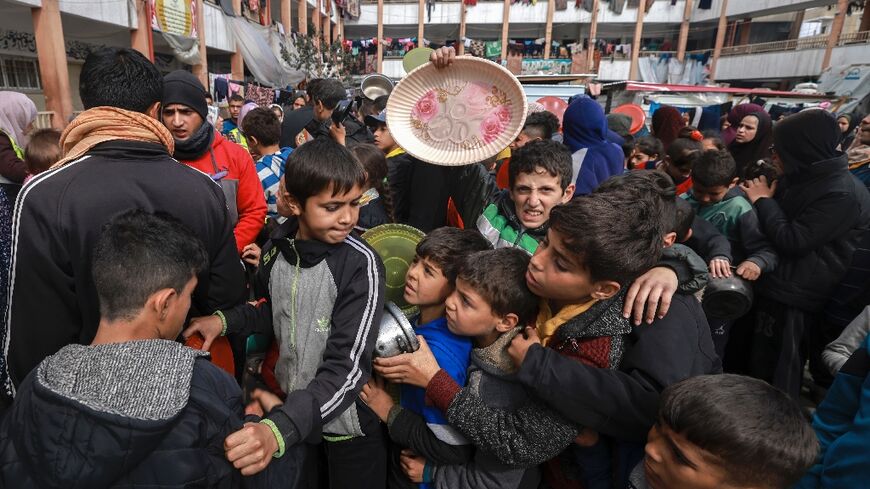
[256,147,292,218]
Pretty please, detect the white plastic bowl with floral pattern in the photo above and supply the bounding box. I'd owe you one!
[386,56,528,166]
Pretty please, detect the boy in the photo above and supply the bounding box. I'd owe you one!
[366,109,451,232]
[241,107,294,219]
[510,110,561,150]
[630,136,664,170]
[477,139,574,255]
[384,227,491,488]
[684,150,778,282]
[222,93,249,148]
[633,374,817,489]
[23,128,61,181]
[366,248,579,488]
[0,210,298,487]
[508,171,720,486]
[185,137,386,488]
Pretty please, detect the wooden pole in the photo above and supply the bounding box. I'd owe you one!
[418,0,425,47]
[544,0,555,59]
[861,0,870,33]
[458,1,467,55]
[130,0,152,60]
[501,0,510,61]
[192,0,208,88]
[628,0,645,80]
[377,0,384,73]
[821,0,848,71]
[31,0,73,128]
[709,0,728,81]
[587,0,599,71]
[231,0,245,83]
[298,0,307,35]
[676,0,691,61]
[788,10,804,39]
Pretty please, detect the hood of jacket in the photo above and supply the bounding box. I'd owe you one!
[774,109,844,179]
[10,340,207,488]
[563,97,610,152]
[494,190,549,240]
[269,216,349,268]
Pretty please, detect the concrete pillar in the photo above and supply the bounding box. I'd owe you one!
[281,0,292,38]
[131,0,152,60]
[628,0,645,80]
[458,1,467,55]
[231,0,245,82]
[861,0,870,33]
[376,0,383,73]
[313,0,321,47]
[587,0,599,71]
[298,0,307,35]
[31,0,73,128]
[709,0,728,81]
[788,10,805,40]
[676,0,692,61]
[544,0,555,59]
[501,0,510,60]
[192,0,208,88]
[418,0,424,47]
[821,0,848,71]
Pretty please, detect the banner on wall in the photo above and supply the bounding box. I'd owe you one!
[151,0,197,39]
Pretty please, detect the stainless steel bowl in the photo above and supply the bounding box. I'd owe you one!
[361,74,394,100]
[702,275,754,320]
[374,302,419,358]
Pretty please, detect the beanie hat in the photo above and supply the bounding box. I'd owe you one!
[162,70,209,120]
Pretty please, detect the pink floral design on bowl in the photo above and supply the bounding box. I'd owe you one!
[412,90,439,123]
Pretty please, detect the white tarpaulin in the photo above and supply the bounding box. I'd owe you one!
[228,17,305,89]
[818,64,870,114]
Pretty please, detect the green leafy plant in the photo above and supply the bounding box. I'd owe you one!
[283,30,357,83]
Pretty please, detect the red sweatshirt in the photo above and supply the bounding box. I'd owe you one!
[179,133,266,252]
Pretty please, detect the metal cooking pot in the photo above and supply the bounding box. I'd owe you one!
[374,302,419,358]
[702,275,754,320]
[360,74,394,100]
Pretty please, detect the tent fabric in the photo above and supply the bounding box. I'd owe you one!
[227,17,305,89]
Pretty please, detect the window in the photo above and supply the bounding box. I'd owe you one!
[0,56,41,90]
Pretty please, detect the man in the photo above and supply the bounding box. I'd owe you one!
[279,78,371,148]
[161,70,266,253]
[222,94,248,149]
[847,112,870,189]
[1,48,245,395]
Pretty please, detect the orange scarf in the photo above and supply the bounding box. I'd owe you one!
[53,106,174,169]
[536,298,597,346]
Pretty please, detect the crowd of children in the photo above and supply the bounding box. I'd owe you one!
[0,44,867,489]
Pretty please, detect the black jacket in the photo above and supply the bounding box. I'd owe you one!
[387,151,452,232]
[5,141,246,388]
[686,215,732,262]
[755,155,870,311]
[517,294,720,442]
[0,340,301,488]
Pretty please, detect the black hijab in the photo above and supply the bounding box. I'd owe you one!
[773,109,842,177]
[728,111,773,179]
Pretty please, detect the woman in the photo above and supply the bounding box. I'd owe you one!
[721,102,764,145]
[728,111,773,179]
[650,105,685,150]
[837,113,861,150]
[741,109,870,399]
[562,97,625,195]
[0,91,37,203]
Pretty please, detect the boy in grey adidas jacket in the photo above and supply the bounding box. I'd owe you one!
[187,139,386,488]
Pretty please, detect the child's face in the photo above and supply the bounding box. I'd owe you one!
[630,150,655,169]
[526,229,616,308]
[444,278,510,346]
[285,182,364,244]
[662,157,692,184]
[404,255,452,309]
[509,168,574,230]
[509,130,539,151]
[643,423,737,489]
[691,181,735,207]
[373,125,397,153]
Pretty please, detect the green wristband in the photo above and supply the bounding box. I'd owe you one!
[259,419,286,458]
[213,310,228,337]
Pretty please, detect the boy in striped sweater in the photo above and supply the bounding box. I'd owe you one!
[242,107,293,219]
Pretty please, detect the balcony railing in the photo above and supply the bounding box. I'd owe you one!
[719,31,870,57]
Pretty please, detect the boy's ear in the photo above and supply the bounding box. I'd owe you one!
[147,102,161,120]
[150,288,177,322]
[662,231,677,248]
[561,183,576,203]
[591,281,621,300]
[683,227,693,242]
[285,192,303,216]
[247,135,259,148]
[728,177,739,188]
[497,313,519,333]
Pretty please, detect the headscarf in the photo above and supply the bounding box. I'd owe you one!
[838,113,862,150]
[0,91,37,147]
[728,111,773,178]
[772,109,841,177]
[237,102,258,132]
[562,97,625,195]
[650,105,684,150]
[721,103,764,145]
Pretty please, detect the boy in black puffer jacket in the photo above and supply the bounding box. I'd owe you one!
[0,210,299,488]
